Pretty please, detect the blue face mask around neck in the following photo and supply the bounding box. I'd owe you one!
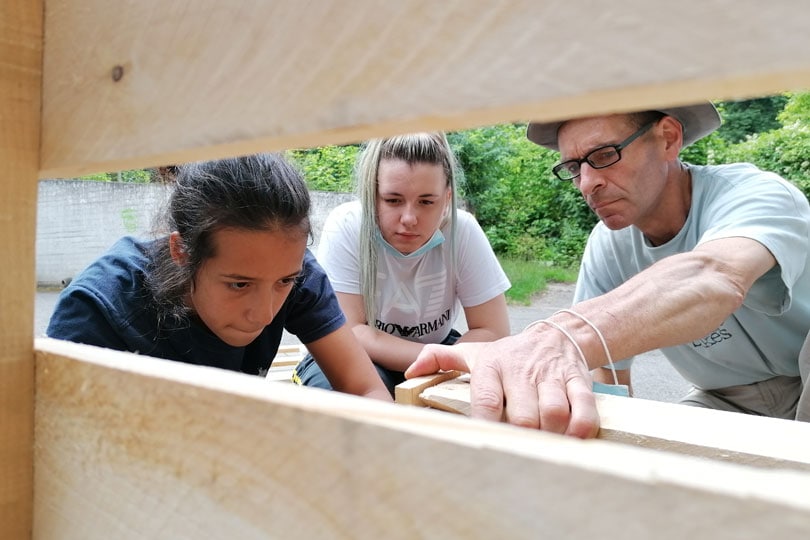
[375,228,445,259]
[592,381,630,397]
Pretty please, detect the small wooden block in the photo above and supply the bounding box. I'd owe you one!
[394,370,462,406]
[419,374,471,416]
[270,344,306,367]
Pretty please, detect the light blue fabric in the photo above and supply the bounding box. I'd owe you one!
[374,228,445,259]
[574,163,810,390]
[592,381,630,397]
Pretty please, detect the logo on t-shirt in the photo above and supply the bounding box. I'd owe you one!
[691,326,733,349]
[376,309,451,339]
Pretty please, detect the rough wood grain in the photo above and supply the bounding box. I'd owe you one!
[0,1,42,538]
[33,338,810,539]
[417,376,810,471]
[16,2,810,538]
[41,0,810,177]
[419,374,473,416]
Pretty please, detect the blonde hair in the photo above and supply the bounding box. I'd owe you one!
[355,132,460,323]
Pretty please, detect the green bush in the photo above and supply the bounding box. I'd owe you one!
[79,169,153,183]
[713,125,810,197]
[714,96,789,143]
[450,124,595,267]
[705,92,810,200]
[289,145,359,192]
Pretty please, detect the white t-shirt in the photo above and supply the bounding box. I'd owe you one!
[574,163,810,389]
[317,201,511,344]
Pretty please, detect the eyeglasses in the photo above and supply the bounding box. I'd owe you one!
[551,122,655,181]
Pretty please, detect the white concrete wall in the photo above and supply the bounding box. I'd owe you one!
[36,180,355,287]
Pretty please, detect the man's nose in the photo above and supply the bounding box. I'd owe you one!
[576,163,605,196]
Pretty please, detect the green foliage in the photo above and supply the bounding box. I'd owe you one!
[715,96,788,143]
[713,123,810,195]
[79,169,153,183]
[288,145,360,192]
[777,92,810,125]
[449,125,595,267]
[703,92,810,200]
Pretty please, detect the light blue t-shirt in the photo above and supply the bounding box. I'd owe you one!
[574,163,810,389]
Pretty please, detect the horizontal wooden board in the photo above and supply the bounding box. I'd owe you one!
[415,376,810,471]
[34,338,810,539]
[41,0,810,177]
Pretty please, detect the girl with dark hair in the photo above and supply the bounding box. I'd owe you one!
[294,133,511,395]
[47,153,390,401]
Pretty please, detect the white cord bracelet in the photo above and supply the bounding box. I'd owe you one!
[554,309,619,386]
[524,319,590,372]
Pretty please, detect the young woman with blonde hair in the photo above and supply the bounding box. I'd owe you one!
[295,132,511,395]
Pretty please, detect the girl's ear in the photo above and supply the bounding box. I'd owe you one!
[169,231,188,266]
[441,187,453,223]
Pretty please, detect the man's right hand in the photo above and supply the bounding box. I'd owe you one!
[406,335,600,438]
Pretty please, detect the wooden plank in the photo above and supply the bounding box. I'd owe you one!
[419,373,473,416]
[275,345,305,356]
[0,1,42,538]
[264,369,295,383]
[25,2,810,538]
[41,0,810,177]
[596,394,810,471]
[394,370,462,405]
[33,338,810,539]
[269,358,303,368]
[417,376,810,472]
[270,344,306,368]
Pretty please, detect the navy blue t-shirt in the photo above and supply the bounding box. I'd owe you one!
[47,236,345,375]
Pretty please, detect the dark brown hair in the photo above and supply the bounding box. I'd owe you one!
[146,153,311,323]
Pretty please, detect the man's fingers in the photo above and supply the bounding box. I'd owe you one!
[498,371,599,437]
[469,361,509,423]
[535,381,572,434]
[565,377,600,439]
[405,344,471,378]
[499,369,541,429]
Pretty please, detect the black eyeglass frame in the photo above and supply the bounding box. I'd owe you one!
[551,121,656,181]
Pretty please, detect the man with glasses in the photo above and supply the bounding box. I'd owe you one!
[406,102,810,437]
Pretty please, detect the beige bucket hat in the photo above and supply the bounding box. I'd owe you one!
[526,102,722,151]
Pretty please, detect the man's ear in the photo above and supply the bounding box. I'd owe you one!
[660,116,684,158]
[169,231,188,266]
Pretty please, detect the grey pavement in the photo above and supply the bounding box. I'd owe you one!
[35,283,690,404]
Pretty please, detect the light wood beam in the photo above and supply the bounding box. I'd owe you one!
[394,370,462,405]
[41,0,810,178]
[0,1,42,538]
[34,338,810,539]
[414,376,810,471]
